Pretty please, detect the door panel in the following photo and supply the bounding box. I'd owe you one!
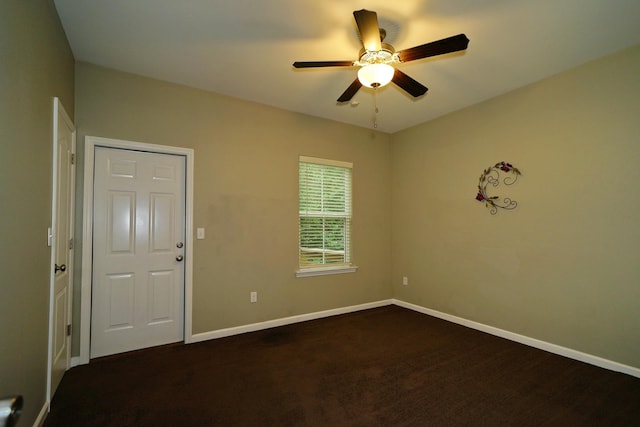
[91,147,185,358]
[106,273,135,330]
[53,286,68,360]
[108,192,135,253]
[148,270,174,323]
[150,193,175,251]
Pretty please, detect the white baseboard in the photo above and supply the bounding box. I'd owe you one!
[33,400,49,427]
[70,356,81,368]
[80,296,634,379]
[190,299,393,343]
[392,299,640,378]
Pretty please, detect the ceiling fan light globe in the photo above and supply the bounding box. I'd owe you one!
[357,63,394,88]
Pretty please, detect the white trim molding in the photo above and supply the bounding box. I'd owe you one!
[191,300,392,342]
[392,299,640,379]
[190,298,639,378]
[79,136,195,364]
[295,265,358,278]
[70,356,81,368]
[34,400,49,427]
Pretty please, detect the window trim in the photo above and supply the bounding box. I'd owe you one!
[295,265,358,278]
[297,156,357,277]
[299,155,352,169]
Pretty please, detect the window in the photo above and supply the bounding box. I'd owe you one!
[297,156,357,277]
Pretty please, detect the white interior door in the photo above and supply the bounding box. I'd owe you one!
[91,147,186,358]
[48,98,75,402]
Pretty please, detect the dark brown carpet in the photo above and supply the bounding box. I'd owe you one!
[45,305,640,426]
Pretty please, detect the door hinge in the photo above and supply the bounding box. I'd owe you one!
[66,324,72,337]
[71,153,75,165]
[69,238,74,250]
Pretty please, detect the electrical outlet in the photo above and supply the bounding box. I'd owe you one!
[250,291,257,303]
[402,276,408,286]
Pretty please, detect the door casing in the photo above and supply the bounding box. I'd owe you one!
[80,136,194,364]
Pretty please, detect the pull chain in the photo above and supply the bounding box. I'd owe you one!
[373,88,379,129]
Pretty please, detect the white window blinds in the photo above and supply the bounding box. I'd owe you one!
[298,156,352,269]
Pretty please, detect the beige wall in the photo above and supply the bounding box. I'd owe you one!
[74,62,392,338]
[0,0,75,424]
[391,45,640,367]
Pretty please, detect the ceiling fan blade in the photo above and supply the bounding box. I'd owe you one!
[293,61,354,68]
[337,79,363,103]
[397,34,470,63]
[392,69,428,98]
[353,9,382,52]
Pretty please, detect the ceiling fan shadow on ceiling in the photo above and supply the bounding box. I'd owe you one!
[292,9,470,103]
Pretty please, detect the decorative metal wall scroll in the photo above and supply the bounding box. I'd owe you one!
[475,161,521,215]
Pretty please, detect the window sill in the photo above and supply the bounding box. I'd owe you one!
[295,265,359,278]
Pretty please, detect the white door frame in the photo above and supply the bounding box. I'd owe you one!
[80,136,194,364]
[47,97,75,404]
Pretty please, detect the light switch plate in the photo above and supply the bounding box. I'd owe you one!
[196,227,205,239]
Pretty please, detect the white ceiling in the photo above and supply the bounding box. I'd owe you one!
[54,0,640,133]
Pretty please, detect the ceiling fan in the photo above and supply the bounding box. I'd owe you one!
[293,9,470,103]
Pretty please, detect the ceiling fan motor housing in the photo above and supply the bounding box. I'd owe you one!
[357,43,398,66]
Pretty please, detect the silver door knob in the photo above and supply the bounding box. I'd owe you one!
[176,255,184,262]
[176,242,183,248]
[54,264,66,273]
[0,395,22,427]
